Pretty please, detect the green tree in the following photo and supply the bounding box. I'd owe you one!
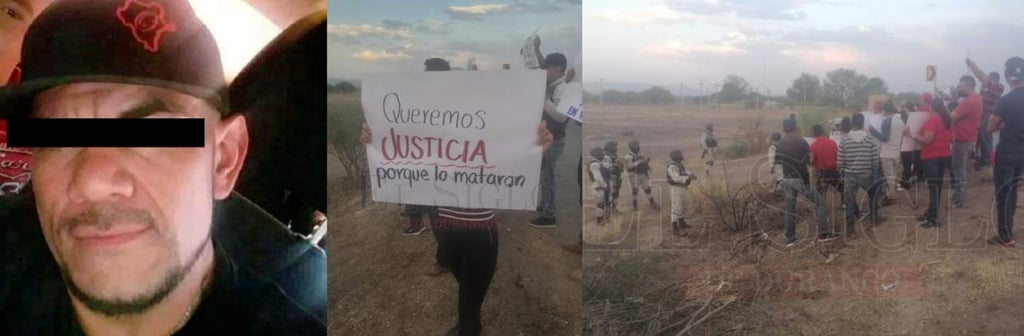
[640,86,676,104]
[786,73,820,104]
[719,75,750,103]
[334,81,358,93]
[822,68,867,107]
[327,96,368,205]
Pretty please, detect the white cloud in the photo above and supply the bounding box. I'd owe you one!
[446,2,562,20]
[662,0,808,21]
[327,23,415,42]
[447,4,512,17]
[589,7,698,25]
[640,39,746,57]
[351,49,414,61]
[779,44,865,66]
[417,20,453,34]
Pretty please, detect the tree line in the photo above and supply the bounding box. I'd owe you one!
[587,68,901,108]
[328,81,358,93]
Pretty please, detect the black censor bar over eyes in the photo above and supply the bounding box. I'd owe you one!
[7,119,205,147]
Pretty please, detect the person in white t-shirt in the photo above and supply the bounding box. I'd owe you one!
[869,102,906,197]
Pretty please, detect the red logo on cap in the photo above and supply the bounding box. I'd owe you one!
[6,65,20,85]
[115,0,177,53]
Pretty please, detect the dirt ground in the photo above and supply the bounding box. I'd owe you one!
[330,123,583,335]
[583,103,1024,335]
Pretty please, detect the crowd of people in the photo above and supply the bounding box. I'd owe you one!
[761,56,1024,248]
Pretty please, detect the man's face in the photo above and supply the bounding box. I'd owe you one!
[0,0,53,83]
[546,66,563,82]
[30,82,248,315]
[958,81,974,94]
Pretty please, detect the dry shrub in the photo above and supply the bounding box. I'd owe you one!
[719,115,769,160]
[583,255,740,336]
[693,164,774,233]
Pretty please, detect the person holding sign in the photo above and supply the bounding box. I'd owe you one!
[530,50,571,229]
[362,118,552,336]
[950,75,983,208]
[986,56,1024,247]
[904,99,953,228]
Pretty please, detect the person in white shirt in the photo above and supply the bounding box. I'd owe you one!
[530,51,571,228]
[869,102,906,199]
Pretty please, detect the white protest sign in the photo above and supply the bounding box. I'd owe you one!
[558,82,583,123]
[902,111,931,151]
[520,28,541,69]
[904,111,931,134]
[860,111,884,133]
[362,70,546,210]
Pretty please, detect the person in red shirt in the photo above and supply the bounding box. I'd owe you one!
[950,75,982,208]
[904,98,953,227]
[809,124,840,193]
[809,124,841,225]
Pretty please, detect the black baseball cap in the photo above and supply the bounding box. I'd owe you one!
[541,53,567,70]
[0,0,227,118]
[1006,56,1024,82]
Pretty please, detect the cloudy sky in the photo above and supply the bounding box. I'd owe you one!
[327,0,582,81]
[585,0,1024,96]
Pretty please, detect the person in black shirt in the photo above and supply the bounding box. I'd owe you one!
[0,0,324,334]
[776,118,836,246]
[987,56,1024,247]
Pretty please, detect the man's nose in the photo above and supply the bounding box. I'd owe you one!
[67,148,135,204]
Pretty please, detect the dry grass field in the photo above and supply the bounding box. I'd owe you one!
[583,102,1024,335]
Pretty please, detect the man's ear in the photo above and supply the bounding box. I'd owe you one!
[213,114,249,200]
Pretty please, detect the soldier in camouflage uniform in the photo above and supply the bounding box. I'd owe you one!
[603,141,624,213]
[624,140,659,211]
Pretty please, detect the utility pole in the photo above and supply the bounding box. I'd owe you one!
[699,78,706,110]
[712,82,720,106]
[600,78,605,105]
[680,83,685,107]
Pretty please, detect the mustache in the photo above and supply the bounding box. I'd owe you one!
[61,205,157,231]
